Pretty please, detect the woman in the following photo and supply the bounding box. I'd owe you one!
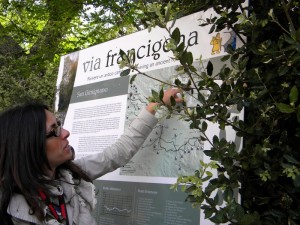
[0,88,182,225]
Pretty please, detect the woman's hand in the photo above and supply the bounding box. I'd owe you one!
[146,88,183,114]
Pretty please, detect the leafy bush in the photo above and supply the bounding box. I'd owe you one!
[121,1,300,224]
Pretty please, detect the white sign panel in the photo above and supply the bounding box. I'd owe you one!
[56,10,244,225]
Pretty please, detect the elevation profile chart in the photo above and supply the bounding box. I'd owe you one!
[101,192,133,217]
[93,180,200,225]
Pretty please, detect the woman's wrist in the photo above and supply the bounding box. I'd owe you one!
[146,102,161,115]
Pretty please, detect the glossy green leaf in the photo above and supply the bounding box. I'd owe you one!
[201,121,208,132]
[164,2,171,23]
[186,52,193,66]
[289,85,298,104]
[120,68,130,76]
[207,61,213,76]
[275,103,295,113]
[130,74,137,84]
[171,27,181,44]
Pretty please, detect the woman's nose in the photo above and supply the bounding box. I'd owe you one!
[61,127,70,139]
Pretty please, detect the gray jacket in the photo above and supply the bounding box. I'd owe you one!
[7,109,158,225]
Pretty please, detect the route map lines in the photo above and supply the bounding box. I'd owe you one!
[120,66,205,177]
[142,123,204,164]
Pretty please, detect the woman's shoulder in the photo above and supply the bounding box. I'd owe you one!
[8,193,29,210]
[7,194,42,225]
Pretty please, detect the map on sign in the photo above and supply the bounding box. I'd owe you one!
[119,63,208,177]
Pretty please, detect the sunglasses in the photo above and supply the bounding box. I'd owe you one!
[46,120,62,138]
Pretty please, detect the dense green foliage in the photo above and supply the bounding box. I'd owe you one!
[120,0,300,224]
[0,0,147,110]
